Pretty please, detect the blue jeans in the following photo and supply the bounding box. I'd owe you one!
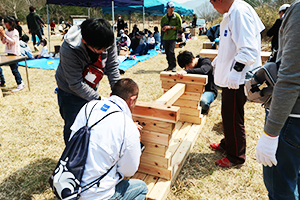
[133,43,149,56]
[57,88,88,145]
[0,67,5,85]
[263,117,300,200]
[109,179,148,200]
[9,62,23,85]
[200,91,216,112]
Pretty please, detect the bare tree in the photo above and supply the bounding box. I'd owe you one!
[195,2,221,22]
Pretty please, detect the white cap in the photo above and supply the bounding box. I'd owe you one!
[166,2,175,9]
[279,4,290,12]
[119,29,124,34]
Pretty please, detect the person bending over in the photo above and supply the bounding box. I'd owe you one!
[69,78,148,200]
[176,50,217,114]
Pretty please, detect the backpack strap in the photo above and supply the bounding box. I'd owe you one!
[88,110,120,130]
[78,109,122,196]
[85,101,99,126]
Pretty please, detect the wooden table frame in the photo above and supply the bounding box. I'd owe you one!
[0,56,30,97]
[199,49,271,63]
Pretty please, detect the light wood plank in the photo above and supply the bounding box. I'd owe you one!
[143,141,168,157]
[144,175,159,195]
[180,114,202,124]
[138,163,172,180]
[146,178,171,200]
[160,71,208,85]
[155,83,185,106]
[140,152,170,169]
[203,42,214,49]
[184,116,206,149]
[132,116,175,135]
[179,106,201,116]
[173,98,200,109]
[179,91,201,101]
[199,49,271,63]
[132,101,180,123]
[163,89,202,102]
[166,122,192,158]
[161,80,205,93]
[141,130,171,146]
[131,172,148,180]
[170,140,192,184]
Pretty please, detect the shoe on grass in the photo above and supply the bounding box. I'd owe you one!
[11,82,25,93]
[210,143,225,152]
[215,157,244,168]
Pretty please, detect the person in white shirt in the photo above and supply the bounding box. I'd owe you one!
[120,29,131,47]
[209,0,265,167]
[70,78,148,200]
[147,32,155,49]
[35,38,49,58]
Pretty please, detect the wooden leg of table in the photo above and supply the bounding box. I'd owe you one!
[24,59,30,91]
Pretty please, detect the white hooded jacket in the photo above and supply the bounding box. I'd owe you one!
[213,0,265,87]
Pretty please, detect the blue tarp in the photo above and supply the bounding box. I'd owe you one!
[102,0,193,16]
[18,49,159,71]
[19,58,60,70]
[46,0,144,7]
[119,49,159,72]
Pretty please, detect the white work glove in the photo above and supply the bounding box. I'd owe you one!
[228,69,242,89]
[256,132,279,167]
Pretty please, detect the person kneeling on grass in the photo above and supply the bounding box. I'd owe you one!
[69,78,148,199]
[176,50,217,114]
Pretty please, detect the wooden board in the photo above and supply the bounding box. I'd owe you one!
[203,42,214,49]
[140,152,171,168]
[132,101,180,123]
[162,80,205,93]
[131,117,206,200]
[155,83,185,106]
[179,91,201,101]
[138,163,172,180]
[180,114,202,124]
[173,98,199,109]
[179,106,201,116]
[160,71,207,85]
[199,49,271,63]
[143,141,168,157]
[166,122,192,159]
[141,130,171,146]
[132,116,175,135]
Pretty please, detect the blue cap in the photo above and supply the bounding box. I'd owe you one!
[166,2,175,9]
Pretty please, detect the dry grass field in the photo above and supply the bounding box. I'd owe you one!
[0,25,267,199]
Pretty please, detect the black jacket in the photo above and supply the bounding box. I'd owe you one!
[267,18,283,50]
[185,56,218,97]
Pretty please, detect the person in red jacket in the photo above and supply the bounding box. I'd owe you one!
[50,20,56,34]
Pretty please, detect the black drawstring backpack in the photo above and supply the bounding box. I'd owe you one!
[244,61,280,106]
[49,102,120,200]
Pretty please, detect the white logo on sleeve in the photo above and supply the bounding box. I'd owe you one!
[85,72,96,84]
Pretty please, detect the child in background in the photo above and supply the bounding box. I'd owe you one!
[20,35,34,59]
[176,51,218,114]
[0,16,25,92]
[35,38,50,59]
[147,32,155,49]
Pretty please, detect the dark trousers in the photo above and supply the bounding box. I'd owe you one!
[219,86,247,164]
[57,88,88,145]
[31,29,43,46]
[163,40,176,70]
